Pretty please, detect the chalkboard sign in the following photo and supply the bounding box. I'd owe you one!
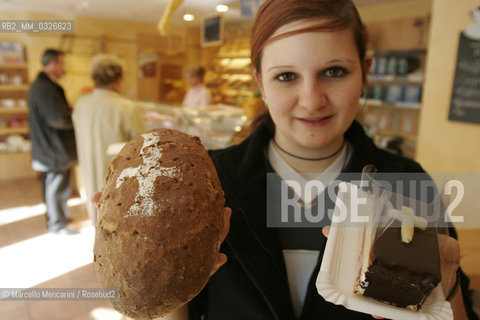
[240,0,264,17]
[449,33,480,124]
[201,15,223,47]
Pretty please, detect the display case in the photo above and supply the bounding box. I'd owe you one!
[137,33,188,104]
[138,102,249,150]
[0,42,35,180]
[159,63,185,104]
[203,26,258,107]
[358,49,426,159]
[0,63,30,143]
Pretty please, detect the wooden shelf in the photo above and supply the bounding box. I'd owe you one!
[0,44,32,182]
[0,84,29,92]
[0,151,36,181]
[217,53,250,59]
[0,107,28,114]
[371,49,427,56]
[0,151,30,155]
[216,70,253,75]
[0,127,29,136]
[209,42,257,105]
[363,100,420,111]
[0,63,28,69]
[221,89,254,97]
[376,129,417,141]
[368,74,423,85]
[368,79,423,86]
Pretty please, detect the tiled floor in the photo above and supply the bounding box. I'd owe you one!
[0,177,479,319]
[0,178,124,320]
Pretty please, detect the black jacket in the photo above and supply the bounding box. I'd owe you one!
[28,72,77,171]
[189,121,478,320]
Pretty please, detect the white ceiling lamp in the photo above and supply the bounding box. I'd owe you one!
[74,0,90,11]
[215,4,229,13]
[183,13,195,21]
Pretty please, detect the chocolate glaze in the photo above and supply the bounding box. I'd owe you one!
[362,223,441,309]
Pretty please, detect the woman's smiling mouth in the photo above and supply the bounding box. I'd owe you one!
[296,115,335,127]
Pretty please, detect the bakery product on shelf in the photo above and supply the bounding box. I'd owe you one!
[94,129,225,319]
[355,205,441,311]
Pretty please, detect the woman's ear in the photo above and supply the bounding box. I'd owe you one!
[254,69,265,100]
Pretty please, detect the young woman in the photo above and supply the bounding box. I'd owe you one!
[168,0,477,319]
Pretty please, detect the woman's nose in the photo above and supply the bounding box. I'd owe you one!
[298,79,327,111]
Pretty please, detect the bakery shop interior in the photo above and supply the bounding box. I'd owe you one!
[0,0,479,319]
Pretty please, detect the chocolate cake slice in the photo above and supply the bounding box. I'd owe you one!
[355,221,441,311]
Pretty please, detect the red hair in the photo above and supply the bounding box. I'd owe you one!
[251,0,368,78]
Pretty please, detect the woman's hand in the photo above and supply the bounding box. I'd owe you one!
[92,192,102,204]
[437,234,469,319]
[437,234,461,297]
[321,226,330,237]
[210,207,231,276]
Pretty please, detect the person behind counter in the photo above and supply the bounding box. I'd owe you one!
[162,0,477,319]
[73,54,145,224]
[182,66,212,107]
[143,66,212,126]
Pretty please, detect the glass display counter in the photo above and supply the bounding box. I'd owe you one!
[139,102,248,150]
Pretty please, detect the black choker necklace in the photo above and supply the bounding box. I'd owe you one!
[272,139,346,161]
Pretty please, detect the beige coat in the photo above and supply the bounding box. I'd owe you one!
[73,88,145,222]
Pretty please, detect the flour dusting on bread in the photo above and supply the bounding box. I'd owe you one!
[115,132,183,217]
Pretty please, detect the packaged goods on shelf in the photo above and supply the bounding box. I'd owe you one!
[0,42,25,63]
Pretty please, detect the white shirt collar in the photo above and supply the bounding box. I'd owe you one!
[268,140,351,203]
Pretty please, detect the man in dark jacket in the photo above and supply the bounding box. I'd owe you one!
[28,48,78,235]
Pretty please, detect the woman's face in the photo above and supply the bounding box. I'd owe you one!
[258,20,367,155]
[187,73,201,87]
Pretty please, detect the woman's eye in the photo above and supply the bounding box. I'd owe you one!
[276,72,297,82]
[325,67,347,78]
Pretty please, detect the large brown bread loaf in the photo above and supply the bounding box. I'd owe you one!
[94,129,225,319]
